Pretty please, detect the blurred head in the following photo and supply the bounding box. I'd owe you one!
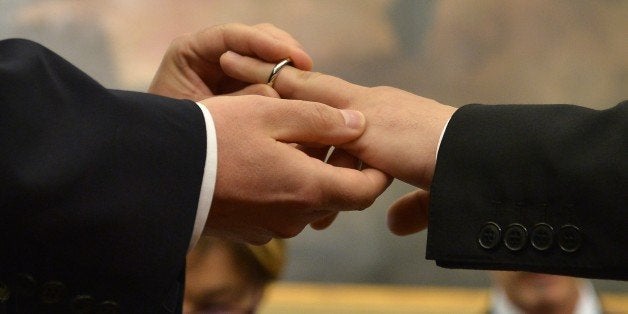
[491,271,582,314]
[184,237,285,314]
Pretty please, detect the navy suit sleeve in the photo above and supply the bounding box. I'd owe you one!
[0,39,207,312]
[427,101,628,280]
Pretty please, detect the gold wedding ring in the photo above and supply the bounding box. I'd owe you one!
[267,58,292,87]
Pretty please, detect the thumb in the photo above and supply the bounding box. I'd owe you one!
[266,100,365,145]
[387,189,430,236]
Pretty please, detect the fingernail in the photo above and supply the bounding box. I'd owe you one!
[340,109,364,129]
[221,50,234,58]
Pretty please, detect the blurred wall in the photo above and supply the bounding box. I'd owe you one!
[2,0,626,292]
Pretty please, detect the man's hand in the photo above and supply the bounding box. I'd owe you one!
[148,23,312,100]
[218,52,457,235]
[219,52,456,189]
[199,95,390,244]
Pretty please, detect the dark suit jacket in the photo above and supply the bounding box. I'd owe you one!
[427,102,627,280]
[0,39,207,312]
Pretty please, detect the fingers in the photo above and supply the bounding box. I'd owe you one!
[200,95,365,146]
[254,23,312,71]
[387,189,430,236]
[253,23,303,49]
[201,95,389,242]
[308,162,391,212]
[308,148,381,229]
[224,84,280,98]
[327,146,361,169]
[220,51,273,85]
[254,96,390,213]
[263,99,366,145]
[310,212,339,230]
[296,145,331,161]
[150,23,312,101]
[220,51,363,107]
[262,99,385,206]
[276,68,361,106]
[191,23,312,70]
[326,148,393,197]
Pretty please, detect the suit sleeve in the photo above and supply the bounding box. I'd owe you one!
[427,101,628,280]
[0,39,206,312]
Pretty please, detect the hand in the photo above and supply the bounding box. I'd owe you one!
[218,53,457,235]
[219,52,456,189]
[387,189,430,235]
[148,23,313,100]
[199,95,390,244]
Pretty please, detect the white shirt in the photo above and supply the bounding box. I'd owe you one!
[490,280,603,314]
[188,102,217,251]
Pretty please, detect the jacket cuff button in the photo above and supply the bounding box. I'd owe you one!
[531,223,554,251]
[503,223,527,251]
[558,224,582,253]
[478,222,501,249]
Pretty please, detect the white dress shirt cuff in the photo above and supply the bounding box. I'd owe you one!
[188,102,217,251]
[436,118,451,158]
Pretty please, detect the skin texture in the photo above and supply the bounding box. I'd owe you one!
[148,23,312,100]
[219,51,456,235]
[198,95,389,244]
[148,24,390,244]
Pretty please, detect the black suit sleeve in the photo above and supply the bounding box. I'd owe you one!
[0,39,207,312]
[426,102,628,280]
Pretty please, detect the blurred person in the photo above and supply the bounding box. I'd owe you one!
[184,237,284,313]
[0,24,389,313]
[489,272,603,314]
[219,50,627,280]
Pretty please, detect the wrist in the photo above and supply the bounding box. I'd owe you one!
[422,104,456,189]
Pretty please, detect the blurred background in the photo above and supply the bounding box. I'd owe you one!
[2,0,626,310]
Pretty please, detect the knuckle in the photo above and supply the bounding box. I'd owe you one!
[168,33,196,62]
[273,225,304,239]
[310,101,337,125]
[214,23,231,32]
[312,102,334,123]
[356,194,377,210]
[292,102,340,139]
[296,70,323,84]
[294,181,325,209]
[170,33,193,49]
[279,70,324,99]
[340,185,377,211]
[275,69,324,99]
[207,23,242,39]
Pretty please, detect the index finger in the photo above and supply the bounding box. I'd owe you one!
[191,23,312,70]
[279,143,390,212]
[220,51,365,108]
[253,23,309,61]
